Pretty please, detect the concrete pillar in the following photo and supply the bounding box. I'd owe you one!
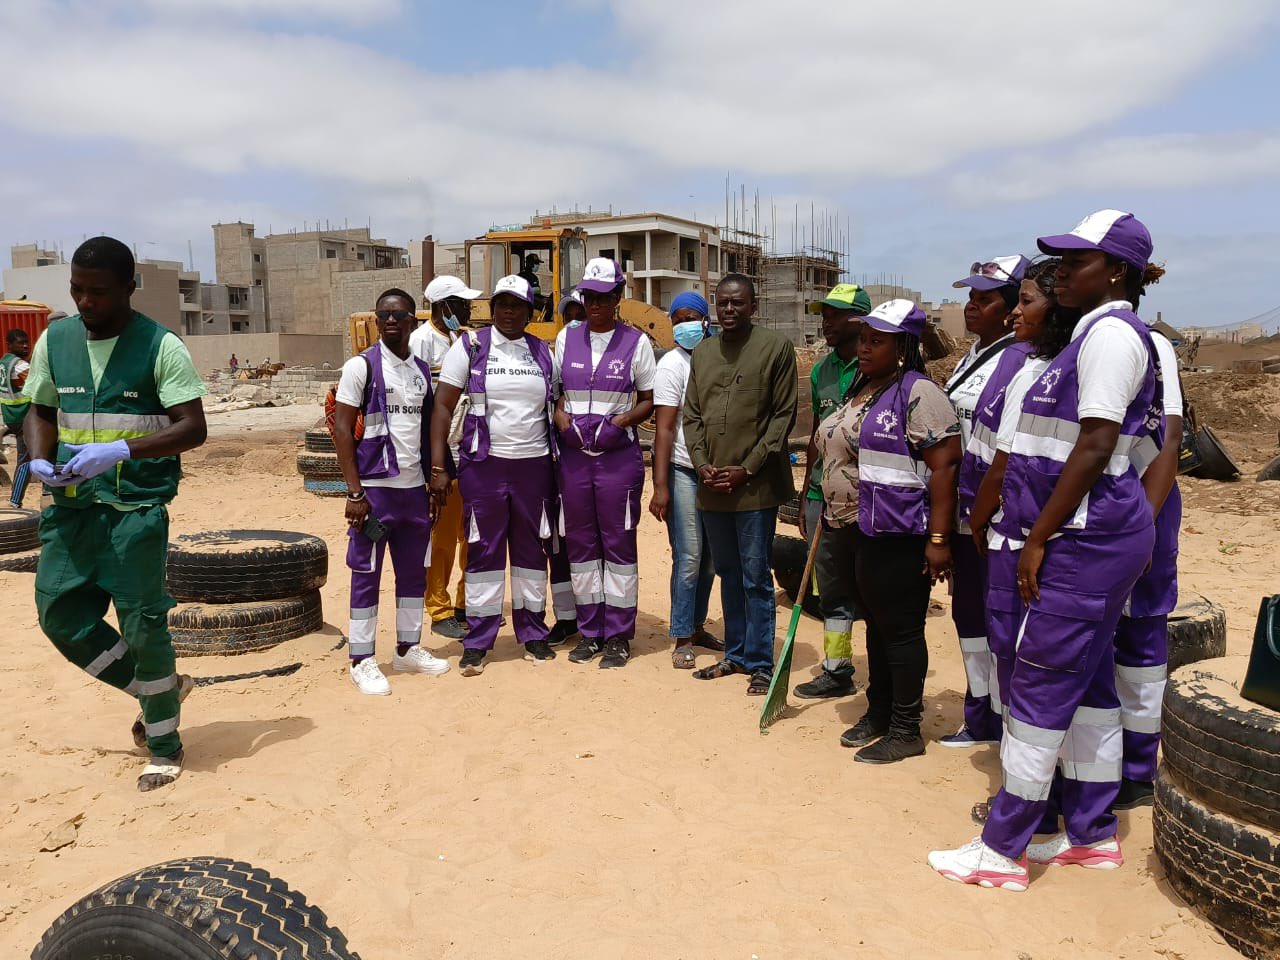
[644,231,653,305]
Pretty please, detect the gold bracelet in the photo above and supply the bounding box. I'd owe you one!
[928,533,948,545]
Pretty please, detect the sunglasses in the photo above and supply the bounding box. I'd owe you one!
[969,261,1013,281]
[375,309,413,321]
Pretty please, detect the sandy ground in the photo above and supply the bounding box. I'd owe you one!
[1,396,1278,960]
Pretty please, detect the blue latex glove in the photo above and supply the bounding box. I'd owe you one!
[63,440,132,480]
[28,458,78,488]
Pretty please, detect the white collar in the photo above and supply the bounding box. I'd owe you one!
[1071,300,1134,341]
[382,346,416,366]
[490,326,521,347]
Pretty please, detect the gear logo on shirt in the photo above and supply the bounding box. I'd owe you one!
[1039,368,1062,394]
[411,373,426,392]
[875,409,899,434]
[607,358,626,376]
[517,348,534,365]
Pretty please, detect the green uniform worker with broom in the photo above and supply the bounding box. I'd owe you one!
[23,236,208,792]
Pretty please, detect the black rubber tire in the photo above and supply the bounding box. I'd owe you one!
[1257,454,1280,483]
[304,428,336,454]
[1188,425,1241,481]
[1167,596,1227,673]
[772,534,821,619]
[167,530,328,603]
[777,496,802,528]
[0,547,39,573]
[170,591,324,657]
[296,452,343,480]
[1162,656,1280,834]
[31,855,361,960]
[1153,771,1280,960]
[303,477,348,498]
[0,505,39,554]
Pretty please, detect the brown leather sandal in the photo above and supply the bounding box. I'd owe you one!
[692,658,746,680]
[672,644,696,669]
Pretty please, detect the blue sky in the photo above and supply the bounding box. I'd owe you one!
[2,0,1278,330]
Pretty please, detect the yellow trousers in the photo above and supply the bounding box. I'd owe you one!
[426,482,467,622]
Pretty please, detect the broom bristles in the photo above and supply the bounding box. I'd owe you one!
[759,527,824,732]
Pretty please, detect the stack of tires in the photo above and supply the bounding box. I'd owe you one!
[166,530,328,657]
[299,425,345,498]
[1155,656,1280,958]
[0,505,40,572]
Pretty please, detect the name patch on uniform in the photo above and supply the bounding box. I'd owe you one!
[57,386,87,394]
[123,391,139,398]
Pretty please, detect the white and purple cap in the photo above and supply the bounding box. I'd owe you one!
[490,274,534,306]
[578,257,625,294]
[1037,209,1152,272]
[557,288,584,317]
[952,254,1030,292]
[863,298,928,339]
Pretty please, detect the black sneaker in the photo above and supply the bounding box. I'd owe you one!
[793,668,856,700]
[568,636,603,663]
[599,638,630,669]
[839,714,890,748]
[431,616,467,640]
[1112,778,1155,810]
[545,619,580,647]
[524,639,556,663]
[854,731,926,764]
[459,648,486,676]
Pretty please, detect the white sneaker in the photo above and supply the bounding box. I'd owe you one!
[928,837,1028,892]
[391,646,451,676]
[350,658,391,695]
[1027,832,1123,869]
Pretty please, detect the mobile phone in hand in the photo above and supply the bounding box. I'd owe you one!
[361,515,388,542]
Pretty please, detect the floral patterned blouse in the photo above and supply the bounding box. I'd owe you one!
[817,378,961,527]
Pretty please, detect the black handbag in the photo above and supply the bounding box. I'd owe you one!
[1241,595,1280,712]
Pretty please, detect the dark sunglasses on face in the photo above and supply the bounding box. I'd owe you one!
[375,309,413,321]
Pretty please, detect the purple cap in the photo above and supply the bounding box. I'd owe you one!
[490,274,534,305]
[863,299,927,339]
[1037,209,1152,272]
[578,257,625,293]
[953,254,1030,291]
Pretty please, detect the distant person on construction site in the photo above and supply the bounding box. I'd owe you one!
[649,291,724,669]
[518,254,543,298]
[228,353,238,373]
[411,275,482,642]
[554,258,656,669]
[333,287,449,696]
[23,235,208,792]
[792,283,871,702]
[430,275,563,675]
[557,289,586,326]
[2,328,33,478]
[684,273,797,696]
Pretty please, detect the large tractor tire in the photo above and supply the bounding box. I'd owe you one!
[1187,425,1241,481]
[296,452,343,480]
[303,428,336,454]
[302,478,347,498]
[1167,597,1227,672]
[772,534,821,619]
[31,855,360,960]
[0,547,40,573]
[1154,772,1280,960]
[167,530,328,604]
[777,496,803,529]
[0,505,39,554]
[1162,656,1280,834]
[170,591,324,657]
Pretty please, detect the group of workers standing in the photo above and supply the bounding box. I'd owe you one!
[17,210,1182,898]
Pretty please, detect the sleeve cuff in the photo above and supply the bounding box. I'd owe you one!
[1076,406,1125,423]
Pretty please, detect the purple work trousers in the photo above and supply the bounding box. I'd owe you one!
[458,454,558,651]
[950,533,1002,742]
[347,485,433,660]
[558,444,643,642]
[982,528,1153,858]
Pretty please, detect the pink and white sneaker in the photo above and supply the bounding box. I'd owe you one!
[1027,833,1123,869]
[928,838,1028,891]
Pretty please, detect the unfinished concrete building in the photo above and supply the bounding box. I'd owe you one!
[762,251,842,345]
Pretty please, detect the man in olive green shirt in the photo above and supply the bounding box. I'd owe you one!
[684,274,797,693]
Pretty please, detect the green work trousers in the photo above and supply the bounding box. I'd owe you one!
[35,503,181,757]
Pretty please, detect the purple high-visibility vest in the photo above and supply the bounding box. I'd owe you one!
[1000,308,1163,541]
[856,370,934,537]
[957,341,1035,527]
[458,327,556,464]
[559,321,641,454]
[354,342,435,481]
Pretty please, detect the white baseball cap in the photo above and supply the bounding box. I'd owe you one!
[490,275,534,305]
[424,275,482,303]
[579,257,625,293]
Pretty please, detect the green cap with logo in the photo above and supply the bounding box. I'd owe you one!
[807,283,872,315]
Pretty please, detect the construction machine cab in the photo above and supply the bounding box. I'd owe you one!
[465,227,587,342]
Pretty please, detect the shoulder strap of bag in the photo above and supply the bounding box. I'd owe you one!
[946,338,1013,397]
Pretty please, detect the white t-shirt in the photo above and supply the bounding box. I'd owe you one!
[946,333,1016,449]
[553,323,657,400]
[652,347,694,469]
[1074,301,1150,423]
[996,358,1050,454]
[438,327,557,460]
[1149,329,1183,418]
[409,322,456,373]
[336,349,429,488]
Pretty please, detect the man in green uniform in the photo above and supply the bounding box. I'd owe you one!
[793,283,870,700]
[23,236,208,792]
[1,328,33,479]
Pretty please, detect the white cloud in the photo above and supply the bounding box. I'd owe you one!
[132,0,402,22]
[948,133,1280,203]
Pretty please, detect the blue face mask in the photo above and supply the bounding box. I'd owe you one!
[672,319,707,350]
[442,309,460,332]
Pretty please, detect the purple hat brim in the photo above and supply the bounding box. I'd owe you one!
[952,276,1014,291]
[862,315,925,338]
[577,279,623,294]
[1036,233,1099,255]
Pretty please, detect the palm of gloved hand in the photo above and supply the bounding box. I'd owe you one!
[63,440,131,479]
[28,459,78,488]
